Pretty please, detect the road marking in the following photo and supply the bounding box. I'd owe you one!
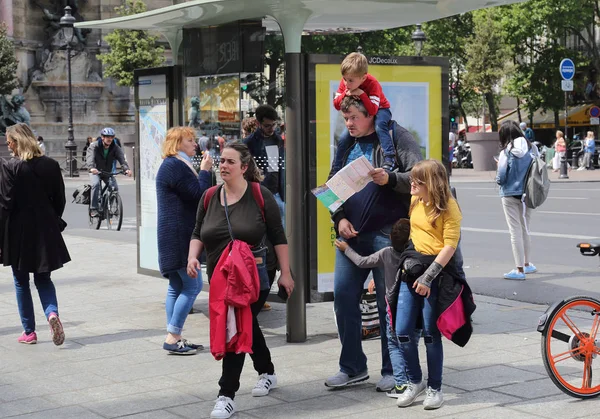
[476,195,588,200]
[462,227,597,240]
[458,187,600,191]
[539,210,600,216]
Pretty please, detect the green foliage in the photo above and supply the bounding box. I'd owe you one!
[97,0,165,87]
[0,23,19,95]
[464,8,509,131]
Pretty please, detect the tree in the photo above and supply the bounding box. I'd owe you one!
[464,8,509,131]
[0,23,19,95]
[423,15,477,131]
[97,0,165,87]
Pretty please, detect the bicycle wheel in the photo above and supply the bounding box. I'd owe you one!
[541,296,600,399]
[106,192,123,231]
[89,207,101,230]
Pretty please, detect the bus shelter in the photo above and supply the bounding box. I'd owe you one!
[77,0,527,343]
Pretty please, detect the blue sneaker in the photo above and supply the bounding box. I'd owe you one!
[163,340,198,355]
[524,264,537,274]
[503,269,526,280]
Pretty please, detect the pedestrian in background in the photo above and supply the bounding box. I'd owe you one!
[82,136,93,163]
[156,126,213,355]
[241,117,258,139]
[1,123,70,346]
[578,131,596,170]
[496,120,538,280]
[552,130,567,172]
[187,142,293,419]
[36,136,45,155]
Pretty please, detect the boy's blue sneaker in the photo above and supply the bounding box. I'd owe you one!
[382,156,395,171]
[524,264,537,274]
[503,269,526,280]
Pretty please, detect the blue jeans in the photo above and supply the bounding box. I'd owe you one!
[13,269,58,334]
[396,280,443,390]
[334,227,393,377]
[386,312,422,387]
[165,268,202,335]
[274,193,285,230]
[90,173,118,210]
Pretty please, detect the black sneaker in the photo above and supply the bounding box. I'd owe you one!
[90,209,99,217]
[163,340,198,355]
[386,384,408,398]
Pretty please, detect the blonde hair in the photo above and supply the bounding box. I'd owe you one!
[556,130,564,138]
[5,123,42,161]
[409,159,459,227]
[341,52,368,77]
[162,126,196,159]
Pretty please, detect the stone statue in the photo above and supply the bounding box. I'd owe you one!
[188,96,203,128]
[0,95,31,134]
[31,0,91,46]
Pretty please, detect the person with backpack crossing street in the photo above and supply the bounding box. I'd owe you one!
[496,120,541,280]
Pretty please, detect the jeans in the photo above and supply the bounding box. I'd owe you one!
[13,268,59,334]
[386,312,421,386]
[396,280,443,390]
[334,227,393,377]
[273,193,285,230]
[333,108,394,174]
[501,197,532,268]
[90,173,118,210]
[218,270,275,400]
[165,268,202,335]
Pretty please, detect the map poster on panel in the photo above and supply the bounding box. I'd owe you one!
[137,74,168,272]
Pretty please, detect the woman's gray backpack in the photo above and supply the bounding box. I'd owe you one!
[523,146,550,209]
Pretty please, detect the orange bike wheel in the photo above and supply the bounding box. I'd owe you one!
[541,296,600,398]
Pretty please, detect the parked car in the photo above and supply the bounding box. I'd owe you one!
[568,139,600,168]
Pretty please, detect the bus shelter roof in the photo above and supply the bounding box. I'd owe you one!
[76,0,527,52]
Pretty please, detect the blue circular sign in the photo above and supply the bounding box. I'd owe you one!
[560,58,575,80]
[590,106,600,118]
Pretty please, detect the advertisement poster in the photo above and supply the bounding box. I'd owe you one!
[138,74,168,272]
[314,63,443,293]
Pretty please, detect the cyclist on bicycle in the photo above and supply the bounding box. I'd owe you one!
[86,127,131,217]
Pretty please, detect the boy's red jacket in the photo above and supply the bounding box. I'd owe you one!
[209,239,260,360]
[333,74,390,115]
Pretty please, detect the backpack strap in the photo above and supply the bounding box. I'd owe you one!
[250,182,265,222]
[203,183,264,222]
[203,185,219,212]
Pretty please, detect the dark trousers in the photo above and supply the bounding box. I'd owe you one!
[218,270,275,399]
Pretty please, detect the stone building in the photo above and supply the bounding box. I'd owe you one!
[0,0,181,155]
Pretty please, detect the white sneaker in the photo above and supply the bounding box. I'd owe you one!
[396,381,426,407]
[577,167,586,171]
[210,396,235,419]
[252,373,277,396]
[423,387,444,410]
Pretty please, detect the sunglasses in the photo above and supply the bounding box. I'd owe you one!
[409,176,425,185]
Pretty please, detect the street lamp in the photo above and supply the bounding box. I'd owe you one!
[412,23,426,57]
[60,6,78,177]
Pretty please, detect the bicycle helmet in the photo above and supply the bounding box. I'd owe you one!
[100,127,115,137]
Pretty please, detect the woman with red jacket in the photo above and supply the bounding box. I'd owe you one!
[187,142,294,419]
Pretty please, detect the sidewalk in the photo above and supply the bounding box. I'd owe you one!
[450,168,600,183]
[0,234,596,419]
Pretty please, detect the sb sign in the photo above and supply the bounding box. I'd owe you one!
[559,58,575,81]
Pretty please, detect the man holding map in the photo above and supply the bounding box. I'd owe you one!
[324,96,422,392]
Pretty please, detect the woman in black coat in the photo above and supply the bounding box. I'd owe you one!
[2,123,70,346]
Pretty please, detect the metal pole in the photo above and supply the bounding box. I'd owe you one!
[67,42,74,178]
[284,52,307,343]
[560,91,569,178]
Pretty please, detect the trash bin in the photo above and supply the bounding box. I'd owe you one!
[467,132,499,171]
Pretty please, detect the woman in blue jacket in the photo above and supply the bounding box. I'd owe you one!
[496,120,538,280]
[156,126,212,354]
